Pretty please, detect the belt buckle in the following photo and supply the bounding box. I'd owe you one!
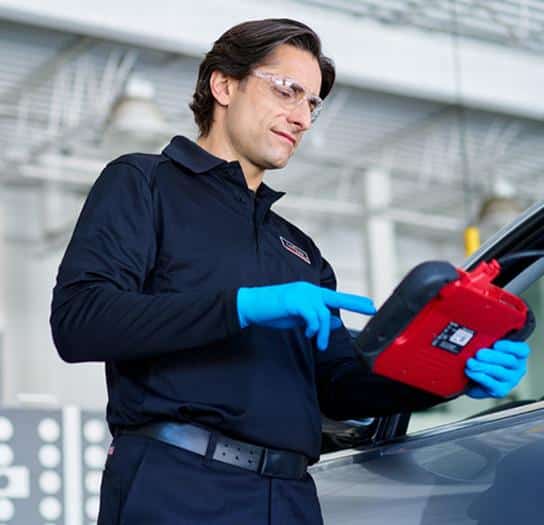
[259,448,307,480]
[258,447,269,475]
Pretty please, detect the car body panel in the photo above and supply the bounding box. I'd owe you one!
[313,402,544,524]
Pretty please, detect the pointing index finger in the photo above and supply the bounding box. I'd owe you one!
[320,288,376,315]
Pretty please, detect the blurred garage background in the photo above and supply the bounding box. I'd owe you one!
[0,1,543,522]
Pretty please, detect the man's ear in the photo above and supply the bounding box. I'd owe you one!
[209,70,237,107]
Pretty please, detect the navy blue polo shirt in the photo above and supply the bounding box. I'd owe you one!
[50,136,440,462]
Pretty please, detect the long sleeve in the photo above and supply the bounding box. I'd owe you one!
[315,255,444,420]
[50,160,240,363]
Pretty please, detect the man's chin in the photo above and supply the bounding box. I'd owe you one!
[263,153,291,170]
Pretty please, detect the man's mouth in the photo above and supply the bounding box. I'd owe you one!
[272,130,296,146]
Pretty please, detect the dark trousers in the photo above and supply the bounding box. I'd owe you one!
[97,434,324,524]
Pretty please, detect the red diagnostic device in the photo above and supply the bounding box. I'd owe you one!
[354,259,535,399]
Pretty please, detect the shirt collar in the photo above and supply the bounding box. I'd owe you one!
[255,180,286,207]
[162,135,286,206]
[162,135,225,174]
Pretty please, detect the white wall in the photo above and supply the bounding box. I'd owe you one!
[1,183,107,409]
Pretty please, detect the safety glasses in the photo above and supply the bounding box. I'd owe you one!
[250,70,323,123]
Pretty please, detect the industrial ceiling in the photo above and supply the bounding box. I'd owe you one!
[0,6,542,251]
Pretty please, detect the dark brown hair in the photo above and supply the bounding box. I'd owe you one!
[189,18,335,137]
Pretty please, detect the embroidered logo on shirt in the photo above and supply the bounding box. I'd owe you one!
[280,236,311,264]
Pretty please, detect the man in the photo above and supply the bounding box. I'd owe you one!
[50,18,530,524]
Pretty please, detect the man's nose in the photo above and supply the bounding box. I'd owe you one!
[287,101,312,130]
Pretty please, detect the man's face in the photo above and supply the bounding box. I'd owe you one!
[224,44,322,171]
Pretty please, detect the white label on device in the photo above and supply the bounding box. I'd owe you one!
[449,328,474,346]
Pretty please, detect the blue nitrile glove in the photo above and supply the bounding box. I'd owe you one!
[465,340,531,399]
[236,281,376,351]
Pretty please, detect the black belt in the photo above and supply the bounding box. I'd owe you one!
[118,422,309,480]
